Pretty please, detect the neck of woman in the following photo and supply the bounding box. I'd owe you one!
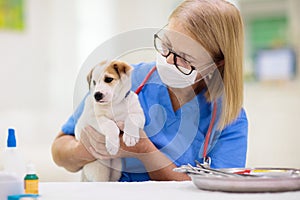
[168,80,206,111]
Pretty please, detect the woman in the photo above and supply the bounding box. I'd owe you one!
[52,0,247,181]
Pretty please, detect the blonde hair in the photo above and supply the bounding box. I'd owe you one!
[170,0,244,130]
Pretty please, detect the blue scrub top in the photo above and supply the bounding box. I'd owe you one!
[61,62,248,182]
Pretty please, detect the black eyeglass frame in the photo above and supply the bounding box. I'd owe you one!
[154,33,196,75]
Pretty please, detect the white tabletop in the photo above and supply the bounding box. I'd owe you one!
[39,181,300,200]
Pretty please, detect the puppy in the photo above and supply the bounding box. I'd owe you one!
[75,60,145,182]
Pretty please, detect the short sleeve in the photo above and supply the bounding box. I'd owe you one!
[61,95,87,135]
[209,108,248,168]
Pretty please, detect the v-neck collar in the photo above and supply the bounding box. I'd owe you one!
[158,85,208,120]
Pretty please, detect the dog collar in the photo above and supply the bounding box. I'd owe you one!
[125,90,130,98]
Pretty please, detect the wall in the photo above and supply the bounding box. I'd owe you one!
[0,0,80,181]
[240,0,300,168]
[245,81,300,168]
[240,0,300,77]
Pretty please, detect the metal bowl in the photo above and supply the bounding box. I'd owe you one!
[188,168,300,193]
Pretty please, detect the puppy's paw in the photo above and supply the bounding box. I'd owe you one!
[123,133,139,147]
[106,138,120,155]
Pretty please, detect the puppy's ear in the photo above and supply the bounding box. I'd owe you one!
[87,68,94,89]
[112,61,133,78]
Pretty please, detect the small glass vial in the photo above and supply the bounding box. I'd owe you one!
[4,128,25,178]
[24,163,39,194]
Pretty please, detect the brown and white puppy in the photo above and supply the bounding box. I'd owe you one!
[75,60,145,182]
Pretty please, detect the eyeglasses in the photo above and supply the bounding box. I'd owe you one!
[154,31,196,75]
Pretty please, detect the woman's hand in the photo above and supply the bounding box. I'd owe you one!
[80,122,154,160]
[53,125,190,181]
[51,132,96,172]
[79,123,190,181]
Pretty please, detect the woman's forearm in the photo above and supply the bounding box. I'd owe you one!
[136,136,191,181]
[52,130,190,181]
[51,132,95,172]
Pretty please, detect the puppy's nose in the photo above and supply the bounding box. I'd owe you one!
[94,92,103,101]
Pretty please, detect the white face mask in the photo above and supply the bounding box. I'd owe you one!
[156,53,198,88]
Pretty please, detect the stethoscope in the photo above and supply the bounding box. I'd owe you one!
[134,66,217,167]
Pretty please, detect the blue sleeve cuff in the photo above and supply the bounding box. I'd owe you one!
[61,95,87,135]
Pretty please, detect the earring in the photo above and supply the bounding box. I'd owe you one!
[205,71,213,81]
[204,72,213,84]
[207,72,213,80]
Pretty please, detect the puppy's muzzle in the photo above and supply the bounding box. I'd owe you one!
[94,92,103,102]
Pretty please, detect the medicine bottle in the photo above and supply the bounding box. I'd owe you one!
[3,128,25,178]
[24,163,39,194]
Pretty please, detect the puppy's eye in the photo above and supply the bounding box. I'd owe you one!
[104,77,114,83]
[93,80,96,86]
